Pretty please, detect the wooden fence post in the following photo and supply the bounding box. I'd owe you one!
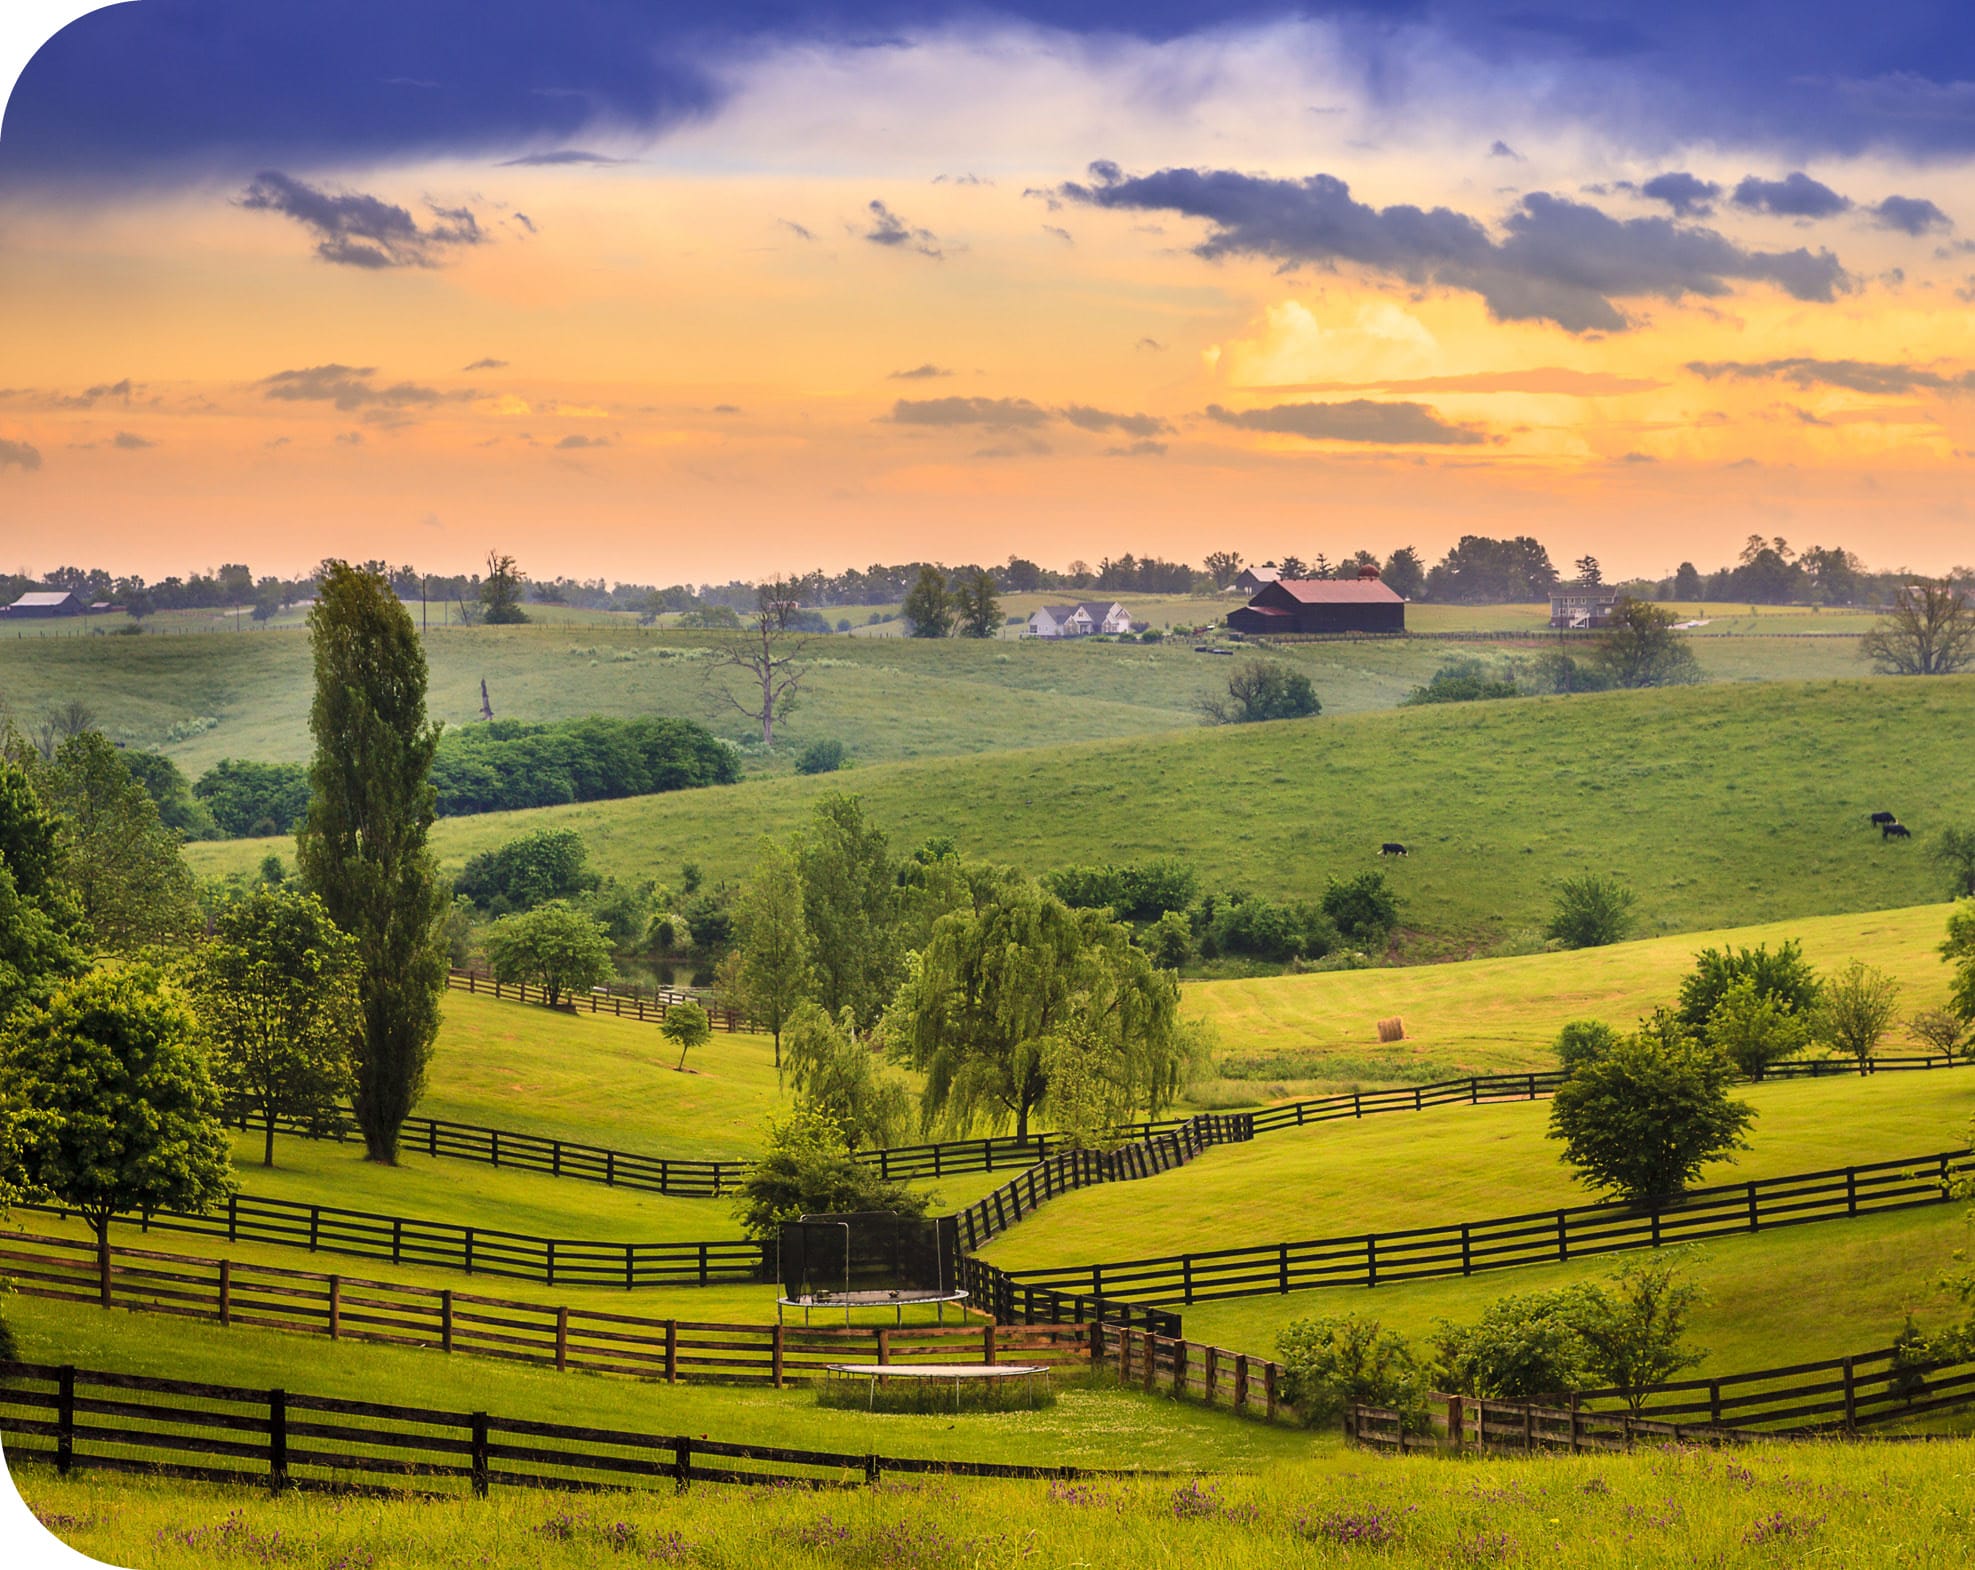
[983,1323,997,1366]
[772,1323,785,1388]
[268,1388,287,1492]
[328,1276,341,1340]
[665,1320,679,1383]
[1446,1395,1463,1453]
[219,1260,232,1326]
[1264,1361,1279,1421]
[56,1367,75,1476]
[1843,1357,1857,1430]
[1234,1354,1250,1414]
[471,1414,490,1497]
[1172,1339,1188,1401]
[441,1290,454,1353]
[556,1306,570,1371]
[1205,1345,1218,1405]
[1143,1333,1157,1393]
[673,1437,692,1493]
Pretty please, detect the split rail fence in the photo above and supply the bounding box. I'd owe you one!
[446,968,751,1033]
[0,1360,1130,1499]
[1000,1148,1975,1311]
[0,1233,1088,1387]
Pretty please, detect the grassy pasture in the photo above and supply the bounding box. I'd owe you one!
[183,675,1975,957]
[1175,1203,1968,1376]
[0,1293,1313,1469]
[1186,902,1965,1094]
[981,1070,1975,1272]
[19,1406,1975,1568]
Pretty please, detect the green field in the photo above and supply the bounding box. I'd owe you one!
[981,1070,1975,1272]
[19,1412,1975,1568]
[183,676,1975,958]
[1186,902,1965,1095]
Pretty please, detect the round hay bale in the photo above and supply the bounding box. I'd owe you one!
[1376,1016,1406,1043]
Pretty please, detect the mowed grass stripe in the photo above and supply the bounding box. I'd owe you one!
[185,677,1974,955]
[980,1071,1975,1271]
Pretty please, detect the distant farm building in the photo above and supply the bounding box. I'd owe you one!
[2,590,88,618]
[1550,585,1621,629]
[1027,600,1134,638]
[1227,574,1405,636]
[1230,565,1281,595]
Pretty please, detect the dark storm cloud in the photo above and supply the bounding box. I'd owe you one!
[864,200,941,258]
[260,364,465,410]
[238,171,486,267]
[1061,164,1849,333]
[1686,357,1975,394]
[887,396,1050,428]
[1060,405,1171,437]
[1870,195,1952,235]
[1637,172,1721,217]
[0,439,42,471]
[1730,172,1852,219]
[1204,399,1487,445]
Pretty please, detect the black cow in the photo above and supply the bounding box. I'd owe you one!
[1870,811,1898,827]
[1882,822,1912,840]
[1379,842,1409,857]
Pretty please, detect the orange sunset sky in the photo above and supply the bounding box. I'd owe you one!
[4,4,1975,583]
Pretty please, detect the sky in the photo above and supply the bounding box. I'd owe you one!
[3,1,1975,584]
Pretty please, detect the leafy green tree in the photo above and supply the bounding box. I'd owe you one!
[0,858,85,1023]
[1703,976,1811,1080]
[1936,827,1975,901]
[1400,657,1520,706]
[1860,580,1974,676]
[1949,902,1975,1027]
[1592,597,1701,688]
[193,759,312,838]
[902,565,954,637]
[893,877,1185,1141]
[1321,870,1400,948]
[42,730,199,952]
[796,795,899,1029]
[0,756,69,907]
[2,965,235,1304]
[661,999,712,1070]
[296,562,449,1165]
[794,738,846,776]
[1140,909,1194,968]
[1199,661,1321,724]
[719,837,814,1071]
[484,900,615,1008]
[191,886,362,1167]
[1908,1007,1967,1058]
[1675,940,1822,1034]
[1816,959,1903,1071]
[1275,1314,1424,1429]
[454,827,599,914]
[1544,873,1636,949]
[1570,1255,1709,1415]
[123,751,216,839]
[951,569,1001,638]
[783,1002,912,1149]
[1379,547,1425,600]
[1548,1026,1754,1205]
[729,1109,929,1240]
[0,759,85,1020]
[1554,1018,1620,1072]
[480,550,530,624]
[1431,1287,1592,1400]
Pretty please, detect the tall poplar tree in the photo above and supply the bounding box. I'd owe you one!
[296,562,447,1163]
[719,836,815,1072]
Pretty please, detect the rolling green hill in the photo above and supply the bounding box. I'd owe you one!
[187,676,1974,957]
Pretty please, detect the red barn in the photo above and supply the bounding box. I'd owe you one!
[1227,576,1406,636]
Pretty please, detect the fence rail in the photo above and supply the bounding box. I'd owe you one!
[446,968,753,1033]
[0,1360,1135,1499]
[999,1148,1975,1311]
[0,1233,1088,1387]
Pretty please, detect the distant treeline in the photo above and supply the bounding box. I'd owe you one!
[131,716,737,839]
[10,532,1964,623]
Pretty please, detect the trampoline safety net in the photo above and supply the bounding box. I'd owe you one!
[779,1212,960,1301]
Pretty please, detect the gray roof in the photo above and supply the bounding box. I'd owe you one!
[7,591,81,608]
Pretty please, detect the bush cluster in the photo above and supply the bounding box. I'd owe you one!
[430,716,738,816]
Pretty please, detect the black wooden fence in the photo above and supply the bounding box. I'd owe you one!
[0,1361,1137,1498]
[999,1148,1975,1310]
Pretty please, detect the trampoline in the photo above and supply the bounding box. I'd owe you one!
[776,1211,966,1325]
[821,1362,1052,1411]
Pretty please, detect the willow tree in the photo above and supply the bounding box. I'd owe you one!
[893,876,1184,1141]
[296,562,447,1163]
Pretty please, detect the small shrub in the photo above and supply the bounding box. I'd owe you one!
[1816,958,1903,1068]
[1704,977,1811,1080]
[1140,909,1193,968]
[1909,1007,1968,1057]
[1544,873,1637,949]
[1554,1018,1620,1072]
[795,738,847,775]
[1321,869,1399,948]
[1275,1313,1424,1428]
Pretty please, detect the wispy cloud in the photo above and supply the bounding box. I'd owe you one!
[0,438,42,471]
[887,396,1048,428]
[888,364,953,380]
[260,364,468,410]
[1686,357,1975,394]
[1205,399,1487,445]
[462,357,508,371]
[497,149,623,166]
[238,170,486,268]
[111,431,155,449]
[1061,405,1170,437]
[864,199,942,259]
[1731,172,1851,219]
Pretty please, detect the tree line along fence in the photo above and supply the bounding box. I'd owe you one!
[0,1360,1144,1501]
[231,1056,1967,1205]
[1348,1341,1975,1455]
[0,1232,1089,1387]
[446,968,752,1033]
[996,1148,1975,1315]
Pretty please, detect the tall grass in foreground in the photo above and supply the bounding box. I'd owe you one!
[18,1439,1975,1568]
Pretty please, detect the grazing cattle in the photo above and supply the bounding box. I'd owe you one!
[1883,822,1912,840]
[1870,811,1898,827]
[1379,842,1408,857]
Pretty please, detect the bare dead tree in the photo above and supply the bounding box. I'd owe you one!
[708,578,814,746]
[1860,580,1975,676]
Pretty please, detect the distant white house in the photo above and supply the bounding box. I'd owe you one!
[1231,565,1281,595]
[1026,600,1134,638]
